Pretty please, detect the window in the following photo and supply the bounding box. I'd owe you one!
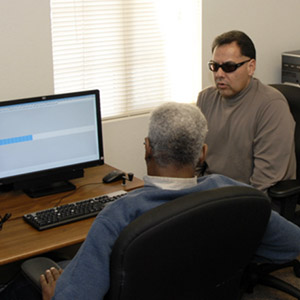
[51,0,202,119]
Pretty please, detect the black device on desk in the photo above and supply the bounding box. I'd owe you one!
[102,170,125,183]
[0,89,104,198]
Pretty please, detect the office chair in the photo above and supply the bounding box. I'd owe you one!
[268,83,300,225]
[21,186,270,300]
[104,186,270,300]
[242,259,300,299]
[240,83,300,300]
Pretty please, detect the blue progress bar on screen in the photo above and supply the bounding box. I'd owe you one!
[0,135,33,146]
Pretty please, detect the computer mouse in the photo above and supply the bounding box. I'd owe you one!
[102,170,125,183]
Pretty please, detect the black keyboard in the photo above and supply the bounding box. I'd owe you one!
[23,190,127,231]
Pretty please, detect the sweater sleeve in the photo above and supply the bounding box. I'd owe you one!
[53,215,121,300]
[251,98,296,191]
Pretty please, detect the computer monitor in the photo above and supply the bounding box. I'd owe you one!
[0,89,104,197]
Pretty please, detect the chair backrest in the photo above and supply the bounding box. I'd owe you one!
[270,84,300,179]
[104,186,271,300]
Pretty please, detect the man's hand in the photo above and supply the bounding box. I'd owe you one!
[40,267,63,300]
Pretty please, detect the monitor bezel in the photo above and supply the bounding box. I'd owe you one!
[0,89,104,194]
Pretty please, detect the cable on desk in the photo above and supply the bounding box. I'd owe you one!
[53,182,105,207]
[0,213,11,230]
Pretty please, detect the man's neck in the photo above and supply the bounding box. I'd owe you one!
[147,163,195,178]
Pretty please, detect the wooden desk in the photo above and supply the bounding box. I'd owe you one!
[0,164,144,265]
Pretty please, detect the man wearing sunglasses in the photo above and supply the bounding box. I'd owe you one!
[196,30,296,194]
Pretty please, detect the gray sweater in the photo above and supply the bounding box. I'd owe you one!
[197,78,296,192]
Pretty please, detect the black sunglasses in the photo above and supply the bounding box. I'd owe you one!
[208,59,251,73]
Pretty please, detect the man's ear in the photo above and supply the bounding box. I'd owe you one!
[144,137,153,161]
[248,58,256,76]
[199,144,208,164]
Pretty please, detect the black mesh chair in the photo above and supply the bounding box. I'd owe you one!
[268,83,300,225]
[104,186,270,300]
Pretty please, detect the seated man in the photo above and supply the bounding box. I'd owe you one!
[2,102,300,300]
[197,30,296,192]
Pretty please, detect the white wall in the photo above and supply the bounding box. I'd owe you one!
[2,0,300,180]
[0,0,54,100]
[202,0,300,88]
[102,114,149,179]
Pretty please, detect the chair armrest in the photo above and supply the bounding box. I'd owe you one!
[21,257,60,291]
[268,179,300,198]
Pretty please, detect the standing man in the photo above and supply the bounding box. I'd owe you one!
[197,30,296,192]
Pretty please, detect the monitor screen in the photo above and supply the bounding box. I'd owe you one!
[0,89,104,197]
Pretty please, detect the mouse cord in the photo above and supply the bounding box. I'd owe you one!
[53,182,104,207]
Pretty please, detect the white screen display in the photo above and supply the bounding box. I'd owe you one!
[0,91,103,180]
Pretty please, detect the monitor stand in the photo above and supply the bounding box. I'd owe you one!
[24,180,76,198]
[0,183,14,192]
[15,169,84,198]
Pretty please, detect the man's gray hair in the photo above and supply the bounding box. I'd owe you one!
[148,102,208,168]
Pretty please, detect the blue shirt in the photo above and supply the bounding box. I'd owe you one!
[53,174,300,299]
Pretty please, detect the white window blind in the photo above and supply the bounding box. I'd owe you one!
[50,0,202,119]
